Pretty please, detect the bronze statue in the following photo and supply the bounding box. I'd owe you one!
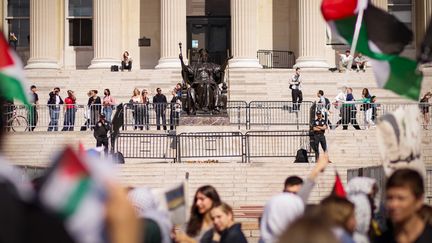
[179,44,230,115]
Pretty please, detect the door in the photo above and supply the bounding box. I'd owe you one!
[187,17,231,65]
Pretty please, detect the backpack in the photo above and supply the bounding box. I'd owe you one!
[294,148,309,163]
[324,97,331,110]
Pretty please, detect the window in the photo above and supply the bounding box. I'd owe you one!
[388,0,413,31]
[6,0,30,48]
[68,0,93,46]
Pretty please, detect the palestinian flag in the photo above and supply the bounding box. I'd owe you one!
[39,147,109,243]
[0,32,31,105]
[321,0,423,100]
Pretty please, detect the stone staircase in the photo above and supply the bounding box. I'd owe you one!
[24,68,432,106]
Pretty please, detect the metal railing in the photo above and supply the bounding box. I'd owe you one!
[115,133,176,160]
[123,103,181,131]
[248,101,312,129]
[317,102,432,130]
[257,50,296,69]
[3,102,431,131]
[115,130,314,163]
[245,130,313,163]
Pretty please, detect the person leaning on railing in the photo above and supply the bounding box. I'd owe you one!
[28,85,39,131]
[47,87,64,132]
[87,90,101,130]
[62,90,76,131]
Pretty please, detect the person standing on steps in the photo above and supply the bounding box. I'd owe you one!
[290,67,303,111]
[28,85,39,131]
[153,88,167,130]
[47,87,63,132]
[312,111,328,160]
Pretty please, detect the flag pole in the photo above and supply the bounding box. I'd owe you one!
[345,7,365,78]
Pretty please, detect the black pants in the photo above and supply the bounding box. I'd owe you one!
[170,111,179,130]
[156,110,167,130]
[291,89,303,111]
[121,61,132,71]
[342,106,361,130]
[313,133,327,159]
[28,106,38,131]
[96,137,109,155]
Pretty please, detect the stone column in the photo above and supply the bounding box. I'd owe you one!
[230,0,261,68]
[416,0,432,48]
[25,0,60,69]
[155,0,187,69]
[371,0,388,11]
[89,0,122,69]
[295,0,328,69]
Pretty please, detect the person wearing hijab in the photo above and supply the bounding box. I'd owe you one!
[128,187,173,243]
[259,193,305,243]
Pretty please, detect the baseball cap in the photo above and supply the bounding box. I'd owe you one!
[316,110,322,115]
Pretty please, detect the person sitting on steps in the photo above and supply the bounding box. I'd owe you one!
[121,51,132,71]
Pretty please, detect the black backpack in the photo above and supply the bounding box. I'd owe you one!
[294,148,309,163]
[324,97,331,110]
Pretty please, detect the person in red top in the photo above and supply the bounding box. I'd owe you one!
[62,90,76,131]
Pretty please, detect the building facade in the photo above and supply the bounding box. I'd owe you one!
[1,0,431,70]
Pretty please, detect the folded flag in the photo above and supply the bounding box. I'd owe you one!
[332,172,346,198]
[321,0,423,101]
[0,31,31,105]
[39,146,109,243]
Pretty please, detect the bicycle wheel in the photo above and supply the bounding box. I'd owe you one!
[11,115,28,132]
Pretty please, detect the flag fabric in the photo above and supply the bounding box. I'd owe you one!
[39,146,110,243]
[332,172,346,198]
[321,0,423,101]
[376,106,425,178]
[153,183,187,225]
[0,32,31,105]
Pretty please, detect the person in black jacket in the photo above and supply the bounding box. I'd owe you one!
[201,202,248,243]
[94,113,110,155]
[47,87,64,131]
[169,89,181,130]
[88,90,101,130]
[153,88,167,130]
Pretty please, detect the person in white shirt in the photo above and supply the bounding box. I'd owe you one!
[338,50,354,72]
[354,53,367,72]
[332,86,348,129]
[290,67,303,111]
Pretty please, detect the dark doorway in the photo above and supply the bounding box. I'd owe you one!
[187,17,231,65]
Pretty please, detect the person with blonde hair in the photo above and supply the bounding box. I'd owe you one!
[129,88,142,130]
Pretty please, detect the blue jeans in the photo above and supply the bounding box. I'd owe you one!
[103,106,113,123]
[62,108,76,131]
[48,107,60,131]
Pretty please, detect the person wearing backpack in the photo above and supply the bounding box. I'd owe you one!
[317,90,331,126]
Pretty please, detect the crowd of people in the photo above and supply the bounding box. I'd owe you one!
[24,84,183,133]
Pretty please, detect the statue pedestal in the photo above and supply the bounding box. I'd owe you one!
[179,113,230,126]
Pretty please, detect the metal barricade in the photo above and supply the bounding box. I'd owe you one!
[226,101,248,129]
[257,50,296,69]
[115,133,176,161]
[123,102,181,130]
[248,101,312,129]
[245,130,313,163]
[3,103,94,132]
[177,132,245,163]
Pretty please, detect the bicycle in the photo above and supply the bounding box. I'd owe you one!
[5,105,28,132]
